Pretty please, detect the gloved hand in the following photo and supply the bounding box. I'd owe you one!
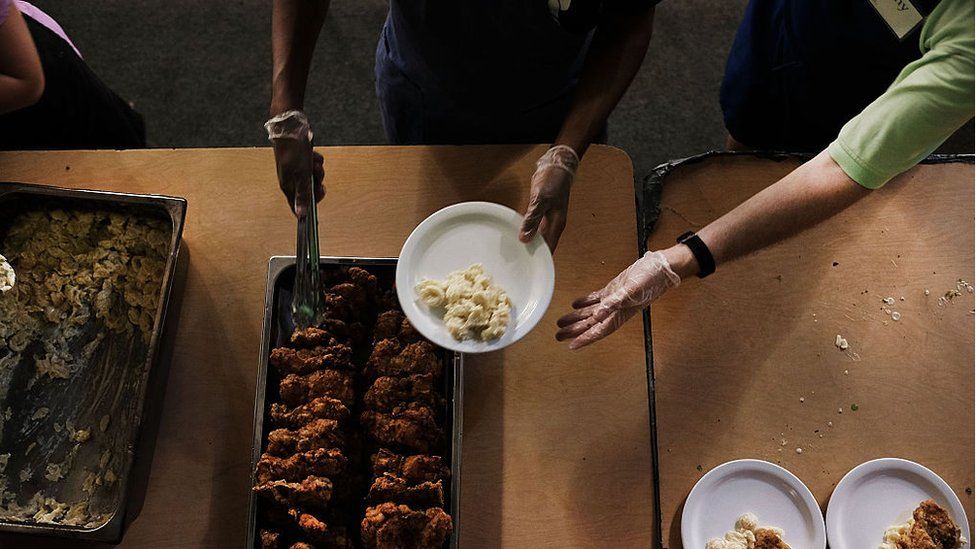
[556,250,681,349]
[265,110,325,217]
[519,145,579,252]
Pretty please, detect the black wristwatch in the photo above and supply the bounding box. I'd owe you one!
[676,231,715,278]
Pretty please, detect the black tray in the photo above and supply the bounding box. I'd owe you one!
[246,256,462,548]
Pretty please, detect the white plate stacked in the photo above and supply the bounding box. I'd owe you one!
[826,458,971,549]
[681,459,826,548]
[682,458,970,549]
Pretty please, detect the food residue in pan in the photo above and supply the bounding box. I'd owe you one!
[0,207,170,529]
[0,255,14,293]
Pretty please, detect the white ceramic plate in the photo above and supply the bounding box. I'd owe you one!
[396,201,555,353]
[682,459,826,549]
[826,458,970,549]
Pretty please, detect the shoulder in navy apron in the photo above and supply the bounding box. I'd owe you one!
[721,0,940,151]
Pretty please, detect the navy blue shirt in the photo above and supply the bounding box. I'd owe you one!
[383,0,657,114]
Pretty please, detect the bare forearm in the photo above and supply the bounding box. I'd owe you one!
[663,150,871,278]
[0,6,43,114]
[270,0,330,116]
[555,9,655,156]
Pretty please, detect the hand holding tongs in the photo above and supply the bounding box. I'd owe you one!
[292,171,322,329]
[266,110,323,329]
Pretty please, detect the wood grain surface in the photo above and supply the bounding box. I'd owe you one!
[647,155,975,548]
[0,145,655,548]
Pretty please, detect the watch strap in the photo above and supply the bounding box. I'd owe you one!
[676,231,715,278]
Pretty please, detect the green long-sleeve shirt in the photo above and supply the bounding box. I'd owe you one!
[828,0,975,189]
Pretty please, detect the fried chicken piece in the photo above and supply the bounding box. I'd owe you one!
[270,344,354,375]
[347,266,378,294]
[289,509,354,548]
[365,341,442,380]
[256,448,347,483]
[754,529,791,549]
[398,318,422,343]
[254,475,333,511]
[322,292,352,322]
[267,419,345,456]
[291,323,350,348]
[361,403,443,454]
[329,282,370,313]
[374,311,406,342]
[361,503,453,549]
[371,449,450,485]
[373,310,423,344]
[280,370,355,407]
[259,529,281,549]
[288,544,315,549]
[367,474,444,509]
[387,342,442,379]
[364,374,439,412]
[270,397,350,428]
[900,500,962,548]
[365,338,402,377]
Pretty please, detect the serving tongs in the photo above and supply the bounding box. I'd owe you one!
[292,170,322,329]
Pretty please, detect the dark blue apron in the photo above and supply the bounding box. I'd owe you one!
[720,0,941,151]
[374,1,602,145]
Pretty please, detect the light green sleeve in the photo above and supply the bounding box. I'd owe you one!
[828,0,975,189]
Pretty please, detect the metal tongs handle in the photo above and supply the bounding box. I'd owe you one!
[293,165,322,329]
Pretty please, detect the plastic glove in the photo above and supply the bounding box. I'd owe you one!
[556,250,681,349]
[265,110,325,217]
[519,145,579,252]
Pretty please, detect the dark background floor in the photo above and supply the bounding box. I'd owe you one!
[39,1,972,181]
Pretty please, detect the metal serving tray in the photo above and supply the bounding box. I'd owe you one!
[246,256,463,549]
[0,182,186,542]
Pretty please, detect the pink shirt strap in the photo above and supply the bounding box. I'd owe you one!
[14,1,83,58]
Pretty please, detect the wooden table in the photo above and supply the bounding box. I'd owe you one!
[647,154,975,547]
[0,145,656,548]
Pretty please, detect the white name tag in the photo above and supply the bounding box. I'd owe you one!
[869,0,924,40]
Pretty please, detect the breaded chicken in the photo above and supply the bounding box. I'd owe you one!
[365,341,442,380]
[361,503,452,549]
[387,342,442,379]
[347,266,378,295]
[364,338,402,377]
[254,475,333,510]
[288,508,354,548]
[255,447,347,483]
[267,419,345,456]
[290,323,348,348]
[373,310,422,344]
[361,403,443,454]
[322,292,352,322]
[259,529,281,549]
[280,369,355,407]
[373,311,406,342]
[754,529,791,549]
[270,344,354,375]
[371,449,450,485]
[270,397,350,428]
[899,500,962,549]
[363,374,440,412]
[329,282,371,313]
[367,474,444,509]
